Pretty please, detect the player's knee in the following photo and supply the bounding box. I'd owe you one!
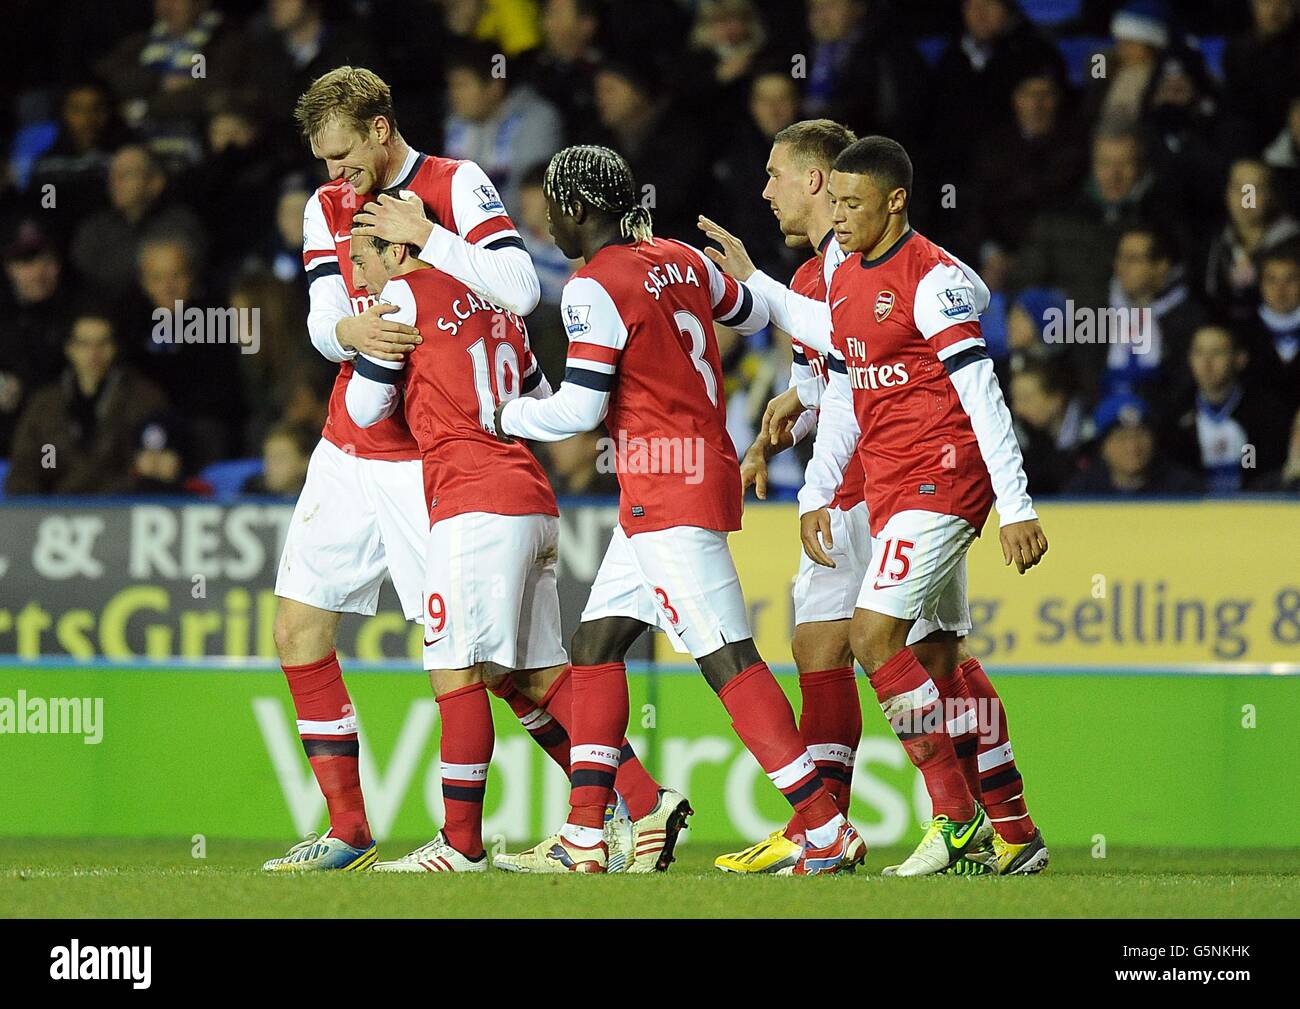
[571,616,647,666]
[792,623,853,673]
[273,602,332,665]
[477,664,508,691]
[850,619,900,675]
[569,619,620,667]
[698,639,761,692]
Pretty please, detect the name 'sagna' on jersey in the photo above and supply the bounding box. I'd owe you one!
[644,259,701,300]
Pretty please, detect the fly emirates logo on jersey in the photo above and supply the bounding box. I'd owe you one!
[350,292,379,314]
[843,335,910,391]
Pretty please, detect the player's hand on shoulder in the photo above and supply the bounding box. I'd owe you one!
[1000,519,1048,574]
[697,215,756,282]
[762,387,803,447]
[800,508,836,568]
[351,192,434,249]
[336,303,421,361]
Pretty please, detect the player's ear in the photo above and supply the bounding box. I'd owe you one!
[888,186,908,214]
[807,168,824,195]
[371,115,390,144]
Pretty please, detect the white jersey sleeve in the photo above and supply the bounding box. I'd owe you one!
[946,354,1037,527]
[913,259,991,361]
[415,160,540,317]
[345,279,414,428]
[499,275,626,441]
[915,257,1035,526]
[797,352,860,515]
[519,327,552,400]
[747,270,833,355]
[303,191,356,363]
[689,244,770,334]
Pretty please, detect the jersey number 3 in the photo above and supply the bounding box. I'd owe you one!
[674,310,718,406]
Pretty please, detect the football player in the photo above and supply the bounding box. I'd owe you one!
[492,146,864,874]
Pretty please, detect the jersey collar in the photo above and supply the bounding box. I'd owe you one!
[382,148,423,193]
[816,228,835,255]
[858,227,914,269]
[594,235,638,255]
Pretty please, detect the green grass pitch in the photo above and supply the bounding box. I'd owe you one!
[2,840,1296,918]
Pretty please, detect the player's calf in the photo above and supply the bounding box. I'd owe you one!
[708,643,860,862]
[432,676,494,861]
[278,647,372,852]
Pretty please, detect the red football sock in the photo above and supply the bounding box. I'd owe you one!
[566,662,629,831]
[611,743,661,821]
[436,682,494,859]
[871,647,975,821]
[960,656,1038,843]
[491,676,570,774]
[933,662,982,799]
[282,651,371,849]
[784,666,860,840]
[542,665,660,820]
[719,662,840,835]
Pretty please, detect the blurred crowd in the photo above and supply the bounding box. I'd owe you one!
[2,0,1299,500]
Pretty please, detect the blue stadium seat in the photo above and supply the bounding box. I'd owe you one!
[1020,0,1082,27]
[201,458,264,500]
[1191,35,1227,79]
[0,460,9,500]
[1057,35,1110,86]
[8,121,59,190]
[915,35,949,67]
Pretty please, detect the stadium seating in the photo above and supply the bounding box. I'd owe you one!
[200,458,264,501]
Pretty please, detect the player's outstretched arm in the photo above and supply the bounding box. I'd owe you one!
[694,245,770,335]
[697,216,834,355]
[697,216,758,281]
[796,356,858,558]
[498,276,621,442]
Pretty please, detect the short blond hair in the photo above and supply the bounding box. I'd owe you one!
[773,119,857,171]
[293,66,398,141]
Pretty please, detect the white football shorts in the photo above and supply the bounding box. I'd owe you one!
[422,511,567,672]
[853,509,974,633]
[275,438,426,620]
[580,525,753,660]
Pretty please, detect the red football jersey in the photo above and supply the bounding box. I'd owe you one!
[376,268,557,524]
[828,229,995,534]
[562,239,755,534]
[303,150,521,460]
[789,252,866,512]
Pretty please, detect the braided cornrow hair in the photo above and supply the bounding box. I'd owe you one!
[543,145,654,243]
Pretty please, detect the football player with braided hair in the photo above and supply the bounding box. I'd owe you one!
[492,146,866,874]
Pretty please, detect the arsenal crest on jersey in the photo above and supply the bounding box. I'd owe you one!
[874,290,895,322]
